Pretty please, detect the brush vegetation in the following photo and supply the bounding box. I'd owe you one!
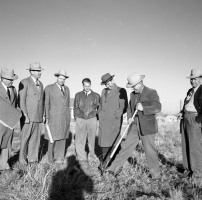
[0,121,202,200]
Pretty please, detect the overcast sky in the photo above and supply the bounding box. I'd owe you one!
[0,0,202,113]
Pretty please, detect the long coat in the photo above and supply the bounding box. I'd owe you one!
[44,83,71,141]
[127,86,161,135]
[18,76,44,122]
[0,81,19,148]
[98,84,128,147]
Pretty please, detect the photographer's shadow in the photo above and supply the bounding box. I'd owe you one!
[48,155,94,200]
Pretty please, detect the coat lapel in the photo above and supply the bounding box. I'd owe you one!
[28,77,43,101]
[0,81,10,102]
[106,84,118,99]
[139,86,148,103]
[63,86,69,103]
[54,83,66,105]
[29,77,40,94]
[9,86,16,105]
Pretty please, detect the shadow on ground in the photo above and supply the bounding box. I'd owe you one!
[48,155,94,200]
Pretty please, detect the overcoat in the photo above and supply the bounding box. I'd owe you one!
[44,83,71,141]
[98,84,128,147]
[18,76,44,122]
[127,86,161,135]
[0,81,18,148]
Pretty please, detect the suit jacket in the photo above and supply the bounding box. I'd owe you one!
[182,85,202,124]
[98,84,128,147]
[44,83,71,140]
[18,76,44,122]
[0,81,20,148]
[127,86,161,135]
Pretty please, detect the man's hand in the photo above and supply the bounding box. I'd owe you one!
[45,119,49,125]
[24,114,30,124]
[136,103,143,111]
[128,118,134,124]
[177,112,183,121]
[121,131,128,140]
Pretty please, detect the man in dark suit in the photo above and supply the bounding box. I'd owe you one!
[107,73,161,178]
[98,73,128,162]
[177,69,202,180]
[44,70,71,164]
[19,62,44,165]
[0,67,19,170]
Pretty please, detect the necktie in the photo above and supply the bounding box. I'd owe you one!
[7,87,11,100]
[185,88,194,105]
[36,80,40,90]
[85,92,88,98]
[61,86,65,95]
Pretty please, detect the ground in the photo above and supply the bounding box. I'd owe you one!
[0,120,202,200]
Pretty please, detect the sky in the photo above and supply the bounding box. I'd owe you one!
[0,0,202,114]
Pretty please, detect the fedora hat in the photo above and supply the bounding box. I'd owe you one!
[100,73,115,85]
[0,67,18,80]
[54,70,69,78]
[27,62,44,71]
[186,69,202,79]
[126,73,145,88]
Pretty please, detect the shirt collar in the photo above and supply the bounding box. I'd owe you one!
[193,84,200,92]
[31,76,39,84]
[56,83,64,89]
[84,90,91,95]
[1,81,7,90]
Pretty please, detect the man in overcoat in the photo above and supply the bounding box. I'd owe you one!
[74,78,100,162]
[177,69,202,180]
[19,62,44,165]
[44,70,71,163]
[107,73,161,178]
[0,67,19,170]
[98,73,128,162]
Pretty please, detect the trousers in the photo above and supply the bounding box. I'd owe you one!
[181,113,202,177]
[48,139,66,162]
[109,122,160,175]
[75,117,97,161]
[19,122,42,164]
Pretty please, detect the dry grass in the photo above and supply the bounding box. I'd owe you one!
[0,121,202,200]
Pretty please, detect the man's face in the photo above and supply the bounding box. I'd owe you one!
[1,78,13,87]
[57,75,66,86]
[190,77,201,88]
[31,70,42,79]
[83,81,91,92]
[105,80,114,90]
[132,81,143,93]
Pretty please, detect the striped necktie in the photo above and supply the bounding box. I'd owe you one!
[7,87,11,101]
[185,88,194,105]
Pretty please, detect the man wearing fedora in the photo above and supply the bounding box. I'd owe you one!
[74,78,100,162]
[44,70,71,164]
[98,73,128,163]
[177,69,202,180]
[107,73,161,177]
[0,67,19,170]
[18,62,44,165]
